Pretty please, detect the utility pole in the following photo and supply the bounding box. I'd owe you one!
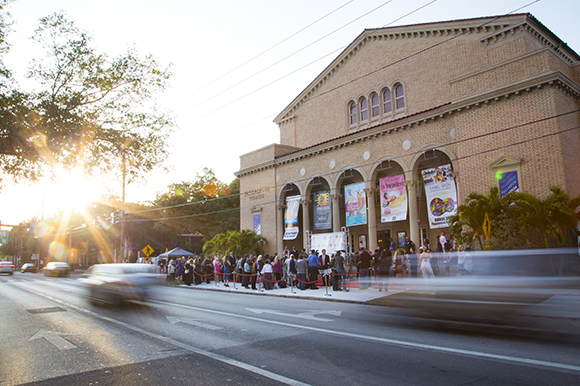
[119,145,126,263]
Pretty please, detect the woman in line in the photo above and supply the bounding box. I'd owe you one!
[272,256,282,289]
[375,248,391,292]
[194,257,203,285]
[420,248,436,279]
[167,259,176,282]
[182,259,193,286]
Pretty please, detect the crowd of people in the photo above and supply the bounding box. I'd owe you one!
[161,233,473,291]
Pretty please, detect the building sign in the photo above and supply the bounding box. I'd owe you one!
[344,182,367,227]
[253,214,261,235]
[379,174,408,222]
[498,170,519,196]
[313,191,332,230]
[283,195,301,240]
[311,232,347,254]
[422,163,457,229]
[0,230,8,244]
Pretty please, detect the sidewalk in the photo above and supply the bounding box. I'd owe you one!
[172,279,401,304]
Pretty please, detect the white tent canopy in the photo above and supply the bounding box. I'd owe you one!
[158,247,195,258]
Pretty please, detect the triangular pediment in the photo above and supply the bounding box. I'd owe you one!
[491,156,521,169]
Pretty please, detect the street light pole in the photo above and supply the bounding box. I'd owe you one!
[119,146,126,263]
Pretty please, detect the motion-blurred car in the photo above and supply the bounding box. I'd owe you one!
[42,262,71,277]
[0,261,15,275]
[21,263,38,273]
[78,263,159,304]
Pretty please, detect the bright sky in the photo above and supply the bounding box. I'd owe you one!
[1,0,578,225]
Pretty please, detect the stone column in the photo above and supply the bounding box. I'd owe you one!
[331,192,341,232]
[277,203,285,258]
[301,197,311,250]
[406,177,420,247]
[365,187,377,252]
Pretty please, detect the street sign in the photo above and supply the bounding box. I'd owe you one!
[0,230,8,244]
[142,244,154,257]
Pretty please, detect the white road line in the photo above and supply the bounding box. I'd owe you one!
[148,299,580,374]
[13,283,311,386]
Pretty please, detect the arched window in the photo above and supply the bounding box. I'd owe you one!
[395,84,405,109]
[370,93,380,118]
[349,101,357,125]
[382,88,392,114]
[360,97,368,121]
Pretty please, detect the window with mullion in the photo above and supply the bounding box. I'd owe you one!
[360,97,368,121]
[349,101,358,125]
[370,93,380,118]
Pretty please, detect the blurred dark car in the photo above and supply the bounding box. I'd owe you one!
[0,261,15,275]
[78,263,159,304]
[42,262,71,277]
[21,263,38,273]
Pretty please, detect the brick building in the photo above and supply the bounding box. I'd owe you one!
[235,13,580,257]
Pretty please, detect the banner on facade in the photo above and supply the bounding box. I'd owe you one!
[253,214,261,235]
[344,182,367,227]
[498,170,519,197]
[422,163,457,229]
[379,174,408,222]
[311,232,347,254]
[313,191,332,230]
[283,195,301,240]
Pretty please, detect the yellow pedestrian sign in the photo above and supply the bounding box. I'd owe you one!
[483,212,491,250]
[142,244,154,257]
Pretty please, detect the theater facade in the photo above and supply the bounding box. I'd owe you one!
[235,13,580,257]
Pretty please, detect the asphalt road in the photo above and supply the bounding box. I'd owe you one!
[1,272,580,385]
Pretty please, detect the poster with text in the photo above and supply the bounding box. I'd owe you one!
[379,174,408,222]
[283,195,301,240]
[313,191,332,230]
[344,182,367,227]
[422,163,457,229]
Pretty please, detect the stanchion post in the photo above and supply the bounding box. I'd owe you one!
[289,273,296,294]
[258,274,264,292]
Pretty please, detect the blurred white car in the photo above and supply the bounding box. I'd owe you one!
[0,261,15,275]
[78,263,159,305]
[42,262,71,277]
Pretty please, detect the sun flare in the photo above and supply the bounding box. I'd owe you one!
[42,169,104,215]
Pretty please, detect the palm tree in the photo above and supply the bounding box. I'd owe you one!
[448,186,514,249]
[203,229,268,257]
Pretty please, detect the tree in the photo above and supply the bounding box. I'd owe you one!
[0,11,173,185]
[203,229,267,257]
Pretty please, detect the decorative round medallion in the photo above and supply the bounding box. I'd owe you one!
[363,150,371,161]
[402,139,411,151]
[300,167,306,176]
[329,159,336,169]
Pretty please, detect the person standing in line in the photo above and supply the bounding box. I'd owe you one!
[242,256,252,288]
[358,247,372,289]
[458,245,473,275]
[288,253,297,286]
[213,257,222,283]
[420,248,436,279]
[319,249,331,287]
[408,246,419,278]
[295,254,308,290]
[272,256,282,288]
[182,259,193,286]
[249,256,258,290]
[222,255,231,287]
[260,259,274,290]
[167,259,176,282]
[376,249,391,292]
[307,249,320,290]
[282,246,290,261]
[403,236,415,254]
[332,251,346,291]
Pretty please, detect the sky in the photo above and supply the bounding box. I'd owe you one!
[1,0,579,226]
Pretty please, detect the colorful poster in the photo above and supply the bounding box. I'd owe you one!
[283,195,301,240]
[253,214,261,235]
[311,232,347,254]
[379,174,408,222]
[422,163,457,229]
[498,170,519,196]
[344,182,367,226]
[313,191,332,230]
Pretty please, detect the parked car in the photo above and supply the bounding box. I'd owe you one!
[78,263,159,305]
[42,262,71,277]
[21,263,38,273]
[0,261,15,275]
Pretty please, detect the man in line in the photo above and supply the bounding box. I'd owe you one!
[358,247,372,289]
[307,249,320,290]
[319,249,331,287]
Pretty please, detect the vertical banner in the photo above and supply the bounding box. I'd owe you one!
[313,191,332,230]
[253,214,261,235]
[283,195,301,240]
[344,182,367,226]
[379,174,408,222]
[422,163,457,229]
[498,170,519,196]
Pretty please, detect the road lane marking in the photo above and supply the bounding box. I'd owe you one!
[149,299,580,374]
[13,283,312,386]
[166,316,223,330]
[247,308,341,322]
[29,329,77,350]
